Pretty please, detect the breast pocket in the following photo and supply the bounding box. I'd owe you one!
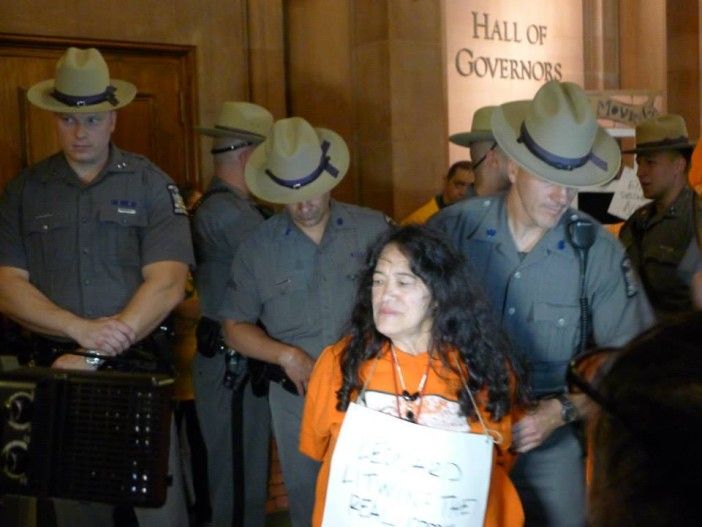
[260,271,310,334]
[646,243,686,268]
[25,213,73,270]
[98,206,147,266]
[530,302,581,393]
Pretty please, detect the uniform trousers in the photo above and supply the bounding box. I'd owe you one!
[269,382,320,527]
[53,418,188,527]
[193,352,270,527]
[510,423,586,527]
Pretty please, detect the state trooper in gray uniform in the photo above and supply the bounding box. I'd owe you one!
[192,101,273,527]
[0,47,192,527]
[219,117,390,527]
[430,81,655,526]
[619,114,702,318]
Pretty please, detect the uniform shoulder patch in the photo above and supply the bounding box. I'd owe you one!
[167,184,188,216]
[621,256,638,297]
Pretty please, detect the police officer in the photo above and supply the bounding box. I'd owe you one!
[192,101,273,527]
[219,117,390,527]
[430,81,655,526]
[619,114,702,318]
[449,105,511,196]
[0,47,192,527]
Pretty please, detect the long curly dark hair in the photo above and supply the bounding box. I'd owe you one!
[337,224,526,421]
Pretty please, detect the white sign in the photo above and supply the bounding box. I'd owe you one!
[608,165,650,220]
[322,402,494,527]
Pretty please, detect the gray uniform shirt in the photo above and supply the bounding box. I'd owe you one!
[0,147,194,319]
[430,195,655,396]
[620,186,702,317]
[218,200,389,359]
[192,177,265,319]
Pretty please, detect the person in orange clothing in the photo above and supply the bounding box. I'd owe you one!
[689,138,702,194]
[401,160,475,225]
[300,225,528,527]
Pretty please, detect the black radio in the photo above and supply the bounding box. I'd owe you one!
[0,366,173,507]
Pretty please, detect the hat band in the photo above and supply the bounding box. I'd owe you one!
[265,140,339,190]
[211,141,253,155]
[636,136,691,150]
[518,122,608,172]
[52,85,118,108]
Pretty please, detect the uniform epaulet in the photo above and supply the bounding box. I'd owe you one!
[429,196,495,240]
[442,196,494,223]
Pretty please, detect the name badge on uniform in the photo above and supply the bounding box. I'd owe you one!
[167,184,188,216]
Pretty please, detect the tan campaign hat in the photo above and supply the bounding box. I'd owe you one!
[491,80,620,188]
[196,101,273,144]
[449,106,497,147]
[622,114,696,154]
[245,117,349,204]
[27,47,136,113]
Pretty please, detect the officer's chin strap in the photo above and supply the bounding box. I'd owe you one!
[567,218,597,357]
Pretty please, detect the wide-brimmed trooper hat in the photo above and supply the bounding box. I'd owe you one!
[621,114,696,155]
[27,47,136,113]
[449,106,497,147]
[245,117,349,204]
[491,80,621,188]
[196,101,273,144]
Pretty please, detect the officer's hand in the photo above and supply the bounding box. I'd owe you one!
[70,317,136,355]
[511,398,562,453]
[278,346,315,396]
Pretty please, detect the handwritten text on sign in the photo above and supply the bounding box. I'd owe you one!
[322,402,493,527]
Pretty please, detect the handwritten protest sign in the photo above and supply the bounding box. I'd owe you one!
[322,402,493,527]
[608,165,650,220]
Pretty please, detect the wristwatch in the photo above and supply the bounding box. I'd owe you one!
[84,352,105,369]
[556,393,578,423]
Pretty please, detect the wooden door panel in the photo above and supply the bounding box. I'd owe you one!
[0,35,198,190]
[113,95,158,164]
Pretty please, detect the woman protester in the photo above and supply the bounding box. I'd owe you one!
[300,224,528,527]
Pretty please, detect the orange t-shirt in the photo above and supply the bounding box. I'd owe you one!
[300,339,524,527]
[690,139,702,195]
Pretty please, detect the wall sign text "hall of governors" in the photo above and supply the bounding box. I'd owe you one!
[455,11,562,82]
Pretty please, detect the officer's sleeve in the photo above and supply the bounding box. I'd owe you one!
[141,166,195,267]
[0,175,28,269]
[217,236,263,324]
[589,231,656,347]
[427,203,470,248]
[427,205,453,234]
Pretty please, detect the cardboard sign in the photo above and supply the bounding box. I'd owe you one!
[322,402,494,527]
[608,165,650,220]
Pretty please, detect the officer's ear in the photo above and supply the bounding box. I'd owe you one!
[108,110,117,133]
[507,159,519,185]
[673,152,688,176]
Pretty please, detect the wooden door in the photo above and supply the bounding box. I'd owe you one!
[0,34,199,190]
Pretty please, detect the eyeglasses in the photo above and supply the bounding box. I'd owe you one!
[472,141,497,170]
